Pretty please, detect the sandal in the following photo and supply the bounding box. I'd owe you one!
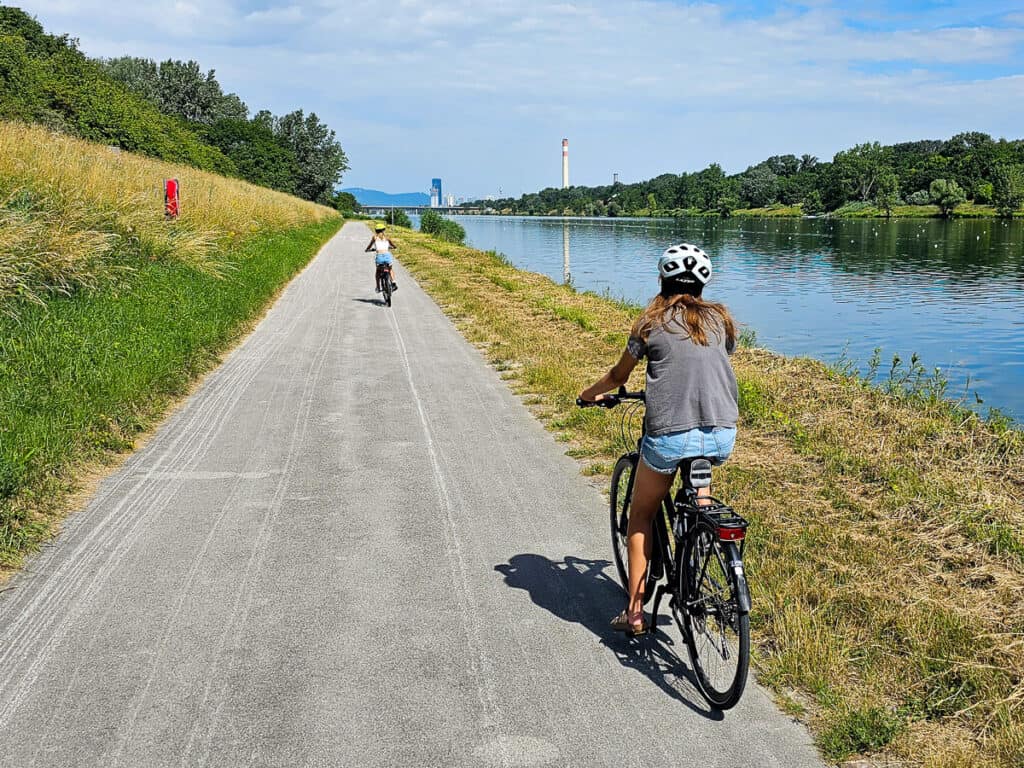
[610,610,648,637]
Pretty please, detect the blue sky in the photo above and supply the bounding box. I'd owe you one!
[17,1,1024,199]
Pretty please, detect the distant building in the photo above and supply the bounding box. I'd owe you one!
[444,193,456,207]
[431,178,442,208]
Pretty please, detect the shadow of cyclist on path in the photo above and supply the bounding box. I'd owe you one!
[494,553,723,719]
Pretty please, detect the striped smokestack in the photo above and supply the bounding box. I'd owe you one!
[561,138,569,189]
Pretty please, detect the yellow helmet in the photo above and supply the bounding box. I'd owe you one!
[374,223,386,231]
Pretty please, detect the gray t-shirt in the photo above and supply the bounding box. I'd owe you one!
[626,316,739,436]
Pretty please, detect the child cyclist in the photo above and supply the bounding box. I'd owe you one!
[365,222,398,293]
[578,243,739,636]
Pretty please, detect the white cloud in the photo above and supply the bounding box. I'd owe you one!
[245,5,304,24]
[14,0,1024,196]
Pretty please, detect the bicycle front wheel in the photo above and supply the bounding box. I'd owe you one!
[681,523,750,709]
[608,454,657,604]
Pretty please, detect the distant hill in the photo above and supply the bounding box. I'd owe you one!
[343,188,430,206]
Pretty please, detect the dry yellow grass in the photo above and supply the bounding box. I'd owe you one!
[0,120,337,308]
[395,228,1024,767]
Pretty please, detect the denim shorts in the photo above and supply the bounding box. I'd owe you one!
[640,426,737,475]
[375,253,393,265]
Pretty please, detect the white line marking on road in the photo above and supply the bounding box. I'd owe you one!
[385,303,511,767]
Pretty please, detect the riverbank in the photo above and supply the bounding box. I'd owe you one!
[396,227,1023,767]
[471,202,1021,220]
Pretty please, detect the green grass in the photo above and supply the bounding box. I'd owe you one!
[0,218,341,569]
[819,705,908,761]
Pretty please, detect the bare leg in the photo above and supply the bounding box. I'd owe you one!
[626,461,675,619]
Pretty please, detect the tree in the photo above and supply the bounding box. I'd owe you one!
[765,154,800,177]
[942,131,996,195]
[271,110,349,203]
[103,56,249,125]
[929,178,966,217]
[801,189,824,215]
[333,191,360,213]
[740,165,779,208]
[694,163,727,210]
[204,117,299,193]
[380,209,410,228]
[833,141,888,201]
[714,194,738,218]
[100,56,160,102]
[874,171,900,217]
[992,164,1024,218]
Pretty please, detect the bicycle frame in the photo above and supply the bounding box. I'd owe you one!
[586,385,752,708]
[622,408,751,632]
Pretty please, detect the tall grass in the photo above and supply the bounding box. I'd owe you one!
[0,121,335,309]
[0,122,340,570]
[393,228,1024,768]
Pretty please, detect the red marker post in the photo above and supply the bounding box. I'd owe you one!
[164,178,180,219]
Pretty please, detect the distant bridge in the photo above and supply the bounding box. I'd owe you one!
[363,205,483,215]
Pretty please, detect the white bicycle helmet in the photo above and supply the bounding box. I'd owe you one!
[658,243,712,287]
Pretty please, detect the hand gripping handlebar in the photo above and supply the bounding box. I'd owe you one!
[576,386,645,409]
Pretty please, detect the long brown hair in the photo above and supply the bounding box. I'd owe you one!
[632,289,736,347]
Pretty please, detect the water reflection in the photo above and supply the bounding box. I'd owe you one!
[562,221,571,285]
[446,215,1024,421]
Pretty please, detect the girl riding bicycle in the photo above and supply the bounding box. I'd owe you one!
[578,244,739,636]
[365,223,398,294]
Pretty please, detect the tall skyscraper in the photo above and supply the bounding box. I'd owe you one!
[431,178,442,208]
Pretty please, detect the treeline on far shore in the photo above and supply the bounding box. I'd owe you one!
[469,133,1024,219]
[0,7,347,204]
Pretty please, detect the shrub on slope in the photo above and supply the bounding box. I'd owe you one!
[0,7,234,174]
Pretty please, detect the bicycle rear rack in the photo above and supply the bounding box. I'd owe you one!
[698,505,748,542]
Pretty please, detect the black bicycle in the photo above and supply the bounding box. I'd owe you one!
[377,264,395,307]
[578,387,751,710]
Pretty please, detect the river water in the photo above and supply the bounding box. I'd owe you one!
[410,214,1024,421]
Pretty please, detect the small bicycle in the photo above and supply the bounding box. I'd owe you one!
[578,386,752,710]
[378,264,394,307]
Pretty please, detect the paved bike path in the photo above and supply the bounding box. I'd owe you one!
[0,223,825,767]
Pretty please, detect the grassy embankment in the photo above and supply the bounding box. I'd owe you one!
[394,226,1023,767]
[0,121,341,574]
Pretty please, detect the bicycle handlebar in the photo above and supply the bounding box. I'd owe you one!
[576,386,645,409]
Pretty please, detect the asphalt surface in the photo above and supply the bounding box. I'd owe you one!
[0,223,826,767]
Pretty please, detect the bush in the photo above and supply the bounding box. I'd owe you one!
[436,219,466,243]
[906,190,931,205]
[419,209,443,234]
[378,209,410,228]
[420,209,465,244]
[929,178,966,217]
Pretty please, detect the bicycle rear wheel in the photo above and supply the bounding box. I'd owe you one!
[609,454,657,605]
[382,274,392,306]
[681,523,749,709]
